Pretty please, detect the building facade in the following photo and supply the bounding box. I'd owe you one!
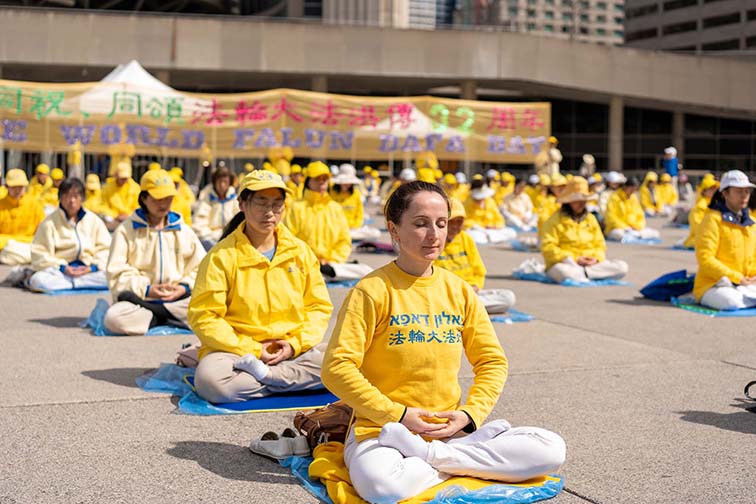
[625,0,756,53]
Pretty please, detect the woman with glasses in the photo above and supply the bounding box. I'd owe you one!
[188,170,333,404]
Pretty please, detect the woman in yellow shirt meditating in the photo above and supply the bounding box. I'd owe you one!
[322,181,565,504]
[189,171,333,403]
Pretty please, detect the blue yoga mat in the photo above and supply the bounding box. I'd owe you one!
[671,295,756,318]
[41,286,109,296]
[670,244,694,252]
[490,309,534,324]
[178,376,338,415]
[326,279,359,288]
[82,298,194,336]
[509,239,540,253]
[614,236,662,245]
[665,223,689,229]
[136,363,194,396]
[512,270,630,287]
[281,455,564,504]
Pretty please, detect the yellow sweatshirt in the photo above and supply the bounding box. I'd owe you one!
[285,190,352,264]
[106,209,205,300]
[40,186,60,208]
[31,207,111,271]
[192,187,239,242]
[639,185,663,214]
[171,192,193,226]
[683,196,711,249]
[463,197,504,229]
[101,178,141,218]
[536,194,560,230]
[693,207,756,301]
[604,190,646,235]
[286,179,304,200]
[541,210,606,270]
[331,189,364,230]
[449,184,470,203]
[494,184,513,206]
[322,262,508,443]
[188,223,333,361]
[656,183,678,207]
[83,189,113,217]
[177,179,196,207]
[435,231,487,289]
[0,193,46,250]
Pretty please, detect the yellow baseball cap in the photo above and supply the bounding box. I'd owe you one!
[6,169,29,187]
[239,170,290,195]
[645,171,659,183]
[449,198,466,220]
[443,173,457,185]
[306,161,331,179]
[35,164,50,175]
[116,161,132,178]
[700,178,719,191]
[51,168,65,181]
[290,164,302,174]
[140,169,177,199]
[85,173,101,191]
[244,162,255,173]
[148,162,162,171]
[551,173,567,186]
[548,136,558,144]
[170,167,184,178]
[660,173,672,182]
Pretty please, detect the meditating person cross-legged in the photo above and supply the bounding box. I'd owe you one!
[322,181,565,504]
[694,170,756,311]
[188,170,333,404]
[104,169,206,335]
[541,177,628,284]
[28,178,111,292]
[604,177,661,242]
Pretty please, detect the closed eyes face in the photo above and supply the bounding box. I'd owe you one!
[389,191,449,263]
[240,188,286,234]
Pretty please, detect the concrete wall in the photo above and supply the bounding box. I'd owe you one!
[1,7,756,116]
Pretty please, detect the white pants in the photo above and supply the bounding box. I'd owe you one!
[467,227,517,245]
[344,420,566,504]
[700,277,756,311]
[0,240,32,265]
[331,263,373,281]
[547,258,628,284]
[350,226,382,242]
[501,211,538,232]
[27,267,108,291]
[606,228,660,242]
[478,289,516,314]
[103,296,190,335]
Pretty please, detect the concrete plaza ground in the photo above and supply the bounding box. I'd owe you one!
[0,220,754,504]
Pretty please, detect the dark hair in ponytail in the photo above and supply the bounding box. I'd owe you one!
[219,189,254,241]
[708,188,725,210]
[384,180,450,225]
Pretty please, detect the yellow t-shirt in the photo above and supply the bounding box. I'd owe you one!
[322,262,507,443]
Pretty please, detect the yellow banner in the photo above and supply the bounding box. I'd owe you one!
[0,81,550,163]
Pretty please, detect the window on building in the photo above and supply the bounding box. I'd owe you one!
[686,114,717,135]
[544,24,555,31]
[303,1,322,16]
[596,2,607,9]
[580,26,589,34]
[663,0,697,12]
[704,0,728,3]
[625,28,658,42]
[702,12,741,29]
[614,16,623,24]
[545,0,555,4]
[580,1,589,8]
[614,3,624,11]
[747,35,756,48]
[701,38,740,51]
[596,15,606,22]
[527,0,537,5]
[581,14,590,21]
[613,29,624,37]
[527,9,536,16]
[670,45,697,51]
[545,11,554,19]
[562,25,571,32]
[563,12,573,20]
[662,20,698,35]
[596,28,606,35]
[748,9,756,21]
[509,7,519,15]
[626,3,658,19]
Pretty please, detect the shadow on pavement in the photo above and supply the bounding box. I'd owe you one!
[28,316,86,328]
[81,367,154,388]
[677,401,756,435]
[167,441,294,482]
[605,297,667,308]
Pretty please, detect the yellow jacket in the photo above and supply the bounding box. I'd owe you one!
[639,185,663,214]
[436,231,487,289]
[192,187,239,242]
[683,196,711,249]
[40,186,59,208]
[177,179,196,207]
[31,207,111,271]
[171,193,193,226]
[494,184,513,205]
[656,183,678,207]
[536,194,561,230]
[693,206,756,301]
[28,176,52,199]
[541,210,606,270]
[0,193,46,250]
[331,189,364,230]
[449,184,469,203]
[604,190,646,235]
[83,189,112,217]
[106,209,205,300]
[285,190,352,263]
[286,179,304,200]
[322,262,507,443]
[463,197,504,229]
[188,223,333,361]
[101,177,141,218]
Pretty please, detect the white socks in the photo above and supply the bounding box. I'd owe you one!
[379,423,430,460]
[234,354,271,381]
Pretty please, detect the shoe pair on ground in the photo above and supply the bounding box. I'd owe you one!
[249,427,310,460]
